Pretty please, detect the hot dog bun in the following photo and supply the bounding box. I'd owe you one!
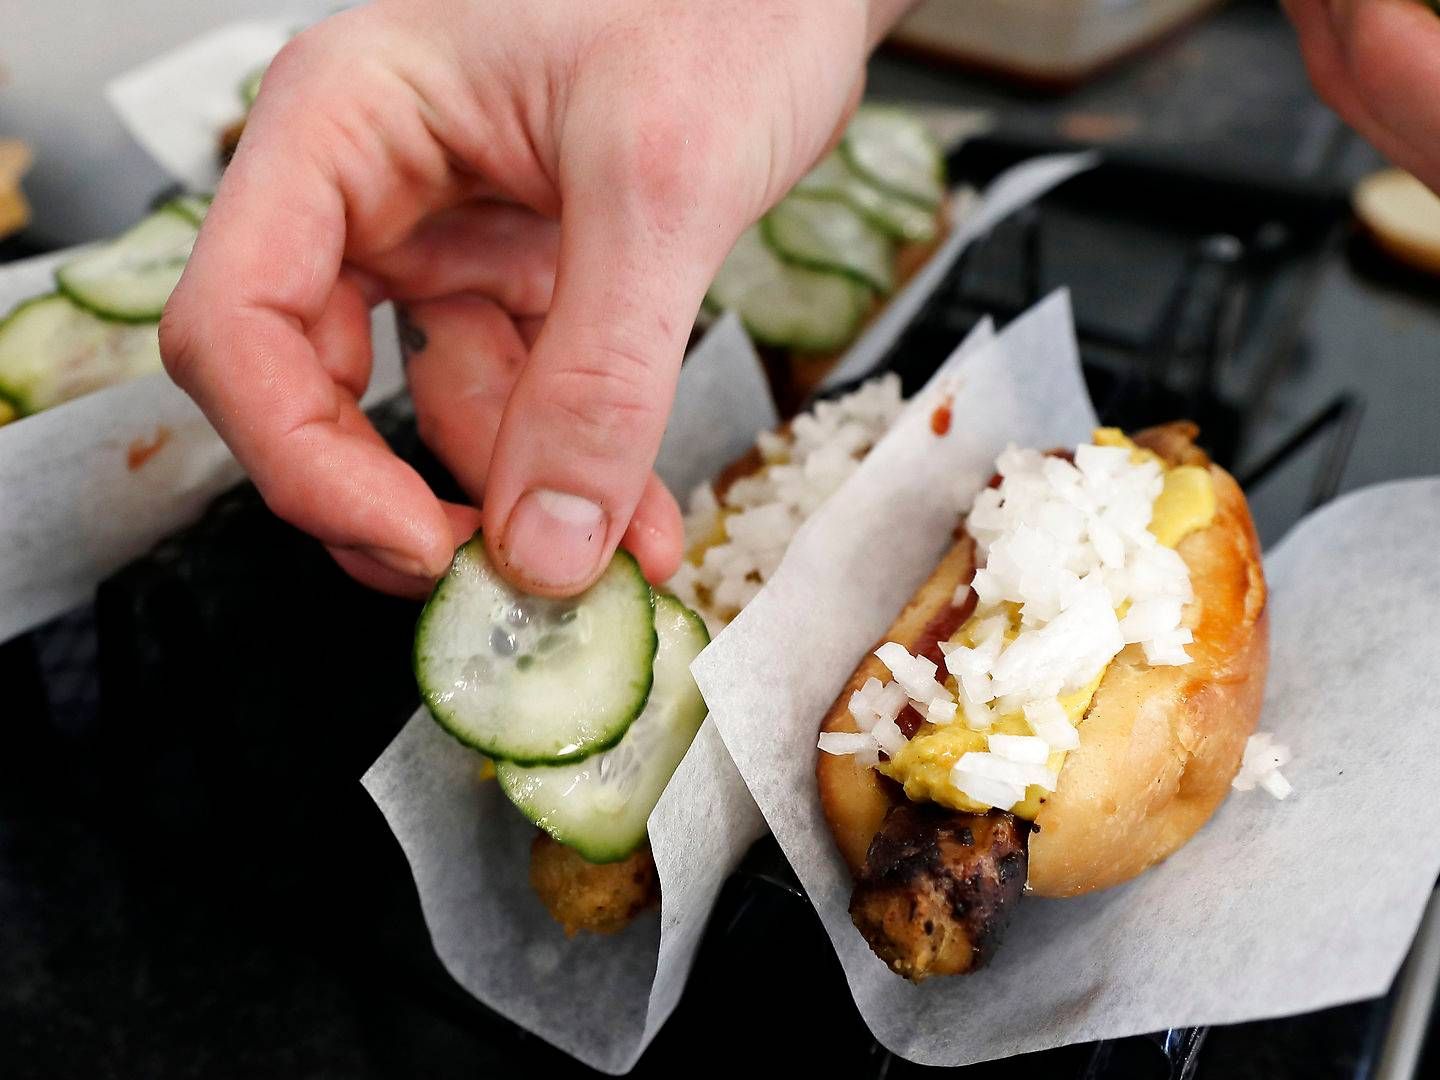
[1028,459,1267,895]
[817,536,979,877]
[818,424,1268,899]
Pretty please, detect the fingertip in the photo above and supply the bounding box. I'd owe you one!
[624,474,684,585]
[442,500,484,548]
[328,545,436,599]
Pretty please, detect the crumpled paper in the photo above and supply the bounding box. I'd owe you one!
[0,249,405,642]
[698,290,1440,1066]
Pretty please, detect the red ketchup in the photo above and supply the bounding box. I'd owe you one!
[930,397,953,436]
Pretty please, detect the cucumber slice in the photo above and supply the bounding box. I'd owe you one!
[762,193,895,293]
[707,225,872,353]
[795,152,940,244]
[415,536,658,765]
[841,106,945,210]
[497,594,710,862]
[55,207,198,323]
[168,194,212,226]
[240,65,266,108]
[0,293,162,415]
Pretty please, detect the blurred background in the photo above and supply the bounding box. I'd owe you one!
[4,1,1439,1078]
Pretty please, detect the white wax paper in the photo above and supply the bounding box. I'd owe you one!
[361,315,778,1075]
[657,312,778,498]
[0,248,406,643]
[105,17,297,192]
[698,291,1440,1066]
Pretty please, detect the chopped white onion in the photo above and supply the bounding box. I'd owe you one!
[926,699,957,725]
[820,433,1202,816]
[1024,699,1080,751]
[671,374,903,629]
[987,733,1051,764]
[1259,770,1294,800]
[955,751,1059,791]
[1233,732,1294,799]
[870,716,908,758]
[952,772,1026,811]
[818,732,875,756]
[962,696,995,731]
[875,641,916,676]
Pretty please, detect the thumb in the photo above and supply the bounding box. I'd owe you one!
[482,125,734,596]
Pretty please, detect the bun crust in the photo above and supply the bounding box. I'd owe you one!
[818,537,979,876]
[1028,463,1267,895]
[818,452,1268,898]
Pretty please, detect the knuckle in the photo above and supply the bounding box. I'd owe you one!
[265,23,330,86]
[259,472,310,531]
[1345,44,1396,118]
[157,298,201,388]
[412,388,458,456]
[543,342,663,448]
[612,107,728,233]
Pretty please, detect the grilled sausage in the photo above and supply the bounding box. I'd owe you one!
[850,804,1029,980]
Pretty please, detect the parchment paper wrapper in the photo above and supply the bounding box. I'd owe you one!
[698,290,1440,1066]
[0,249,406,643]
[361,314,775,1074]
[106,16,299,193]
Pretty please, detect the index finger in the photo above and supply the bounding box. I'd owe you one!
[160,31,455,577]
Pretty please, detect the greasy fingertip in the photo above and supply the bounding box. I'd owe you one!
[441,500,485,548]
[623,475,684,585]
[328,545,436,599]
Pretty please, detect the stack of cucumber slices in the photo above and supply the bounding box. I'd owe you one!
[0,196,209,420]
[706,106,946,354]
[415,537,711,863]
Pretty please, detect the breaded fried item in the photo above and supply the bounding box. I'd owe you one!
[529,833,659,936]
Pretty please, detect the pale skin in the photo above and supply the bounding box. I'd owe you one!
[161,0,1440,600]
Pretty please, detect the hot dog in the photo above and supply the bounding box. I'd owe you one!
[817,423,1268,979]
[528,374,908,934]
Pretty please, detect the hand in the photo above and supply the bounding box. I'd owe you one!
[1284,0,1440,191]
[162,0,907,598]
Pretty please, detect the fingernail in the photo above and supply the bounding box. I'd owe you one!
[502,489,607,591]
[358,545,433,579]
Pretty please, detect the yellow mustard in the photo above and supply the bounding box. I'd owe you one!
[687,510,730,565]
[878,431,1216,819]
